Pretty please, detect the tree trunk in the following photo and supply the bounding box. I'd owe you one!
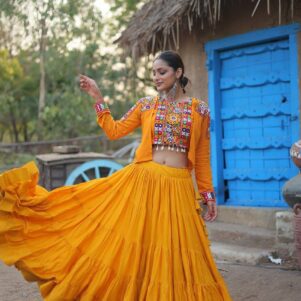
[0,128,5,142]
[9,107,19,143]
[37,17,47,140]
[22,118,29,142]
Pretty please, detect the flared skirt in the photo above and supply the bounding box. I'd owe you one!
[0,160,232,301]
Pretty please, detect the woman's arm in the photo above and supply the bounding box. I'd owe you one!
[94,100,142,140]
[195,112,215,202]
[194,100,217,221]
[80,74,142,140]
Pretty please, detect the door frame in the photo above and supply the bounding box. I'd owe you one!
[204,23,301,205]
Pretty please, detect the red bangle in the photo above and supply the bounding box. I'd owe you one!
[200,191,216,204]
[94,102,110,117]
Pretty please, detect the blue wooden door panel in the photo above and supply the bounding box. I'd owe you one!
[227,179,287,206]
[205,24,301,207]
[217,37,298,206]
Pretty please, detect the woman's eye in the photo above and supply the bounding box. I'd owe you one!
[160,71,166,75]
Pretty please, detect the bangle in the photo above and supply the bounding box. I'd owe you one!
[94,102,110,117]
[200,191,216,204]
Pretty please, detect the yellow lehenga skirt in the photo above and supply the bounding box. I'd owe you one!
[0,160,232,301]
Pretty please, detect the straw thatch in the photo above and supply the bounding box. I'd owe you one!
[116,0,297,59]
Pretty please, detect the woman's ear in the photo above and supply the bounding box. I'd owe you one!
[176,68,183,79]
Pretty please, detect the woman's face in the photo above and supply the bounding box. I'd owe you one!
[152,59,180,92]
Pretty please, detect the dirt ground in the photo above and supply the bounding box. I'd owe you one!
[0,260,300,301]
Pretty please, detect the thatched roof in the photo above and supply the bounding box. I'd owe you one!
[116,0,297,59]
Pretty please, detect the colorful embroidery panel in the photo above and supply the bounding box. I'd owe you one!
[120,96,155,121]
[195,99,211,139]
[196,100,210,117]
[153,97,192,152]
[140,96,156,112]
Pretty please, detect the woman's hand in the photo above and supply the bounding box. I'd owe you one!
[203,200,217,222]
[79,74,103,102]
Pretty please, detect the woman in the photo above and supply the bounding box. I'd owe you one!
[0,51,232,300]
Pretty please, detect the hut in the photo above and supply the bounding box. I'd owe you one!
[117,0,301,209]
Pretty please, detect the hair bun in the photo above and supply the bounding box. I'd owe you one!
[180,75,189,88]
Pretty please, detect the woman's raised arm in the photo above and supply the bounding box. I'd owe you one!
[79,74,142,140]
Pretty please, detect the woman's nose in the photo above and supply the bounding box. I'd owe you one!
[153,74,160,82]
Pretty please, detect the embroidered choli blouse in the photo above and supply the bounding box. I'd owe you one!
[94,95,215,204]
[151,97,192,152]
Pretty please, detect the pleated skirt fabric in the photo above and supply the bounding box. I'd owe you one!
[0,160,232,301]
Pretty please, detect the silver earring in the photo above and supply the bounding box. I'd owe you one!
[162,81,177,101]
[159,81,177,101]
[168,81,177,100]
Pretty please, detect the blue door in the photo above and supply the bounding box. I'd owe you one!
[205,25,300,207]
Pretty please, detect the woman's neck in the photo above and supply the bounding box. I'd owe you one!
[160,84,185,103]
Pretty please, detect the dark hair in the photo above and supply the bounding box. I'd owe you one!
[154,50,190,93]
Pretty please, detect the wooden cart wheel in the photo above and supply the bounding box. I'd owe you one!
[65,159,123,185]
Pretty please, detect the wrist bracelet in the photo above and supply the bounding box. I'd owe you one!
[94,102,110,117]
[200,191,216,204]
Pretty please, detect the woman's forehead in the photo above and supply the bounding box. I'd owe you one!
[152,59,170,70]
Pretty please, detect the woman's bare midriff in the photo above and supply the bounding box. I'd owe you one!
[152,146,188,168]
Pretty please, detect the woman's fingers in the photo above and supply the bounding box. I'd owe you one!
[78,74,102,101]
[79,74,91,84]
[79,76,87,88]
[79,74,90,81]
[210,202,217,220]
[203,209,211,221]
[203,202,217,222]
[79,76,90,86]
[79,75,93,92]
[80,80,90,89]
[209,202,217,221]
[203,212,210,221]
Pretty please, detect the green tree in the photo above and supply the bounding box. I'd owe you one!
[0,0,151,143]
[0,0,104,139]
[0,49,25,142]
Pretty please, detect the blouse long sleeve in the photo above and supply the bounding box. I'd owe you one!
[94,100,142,140]
[194,102,216,204]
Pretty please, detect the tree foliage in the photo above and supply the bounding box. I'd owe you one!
[0,0,149,143]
